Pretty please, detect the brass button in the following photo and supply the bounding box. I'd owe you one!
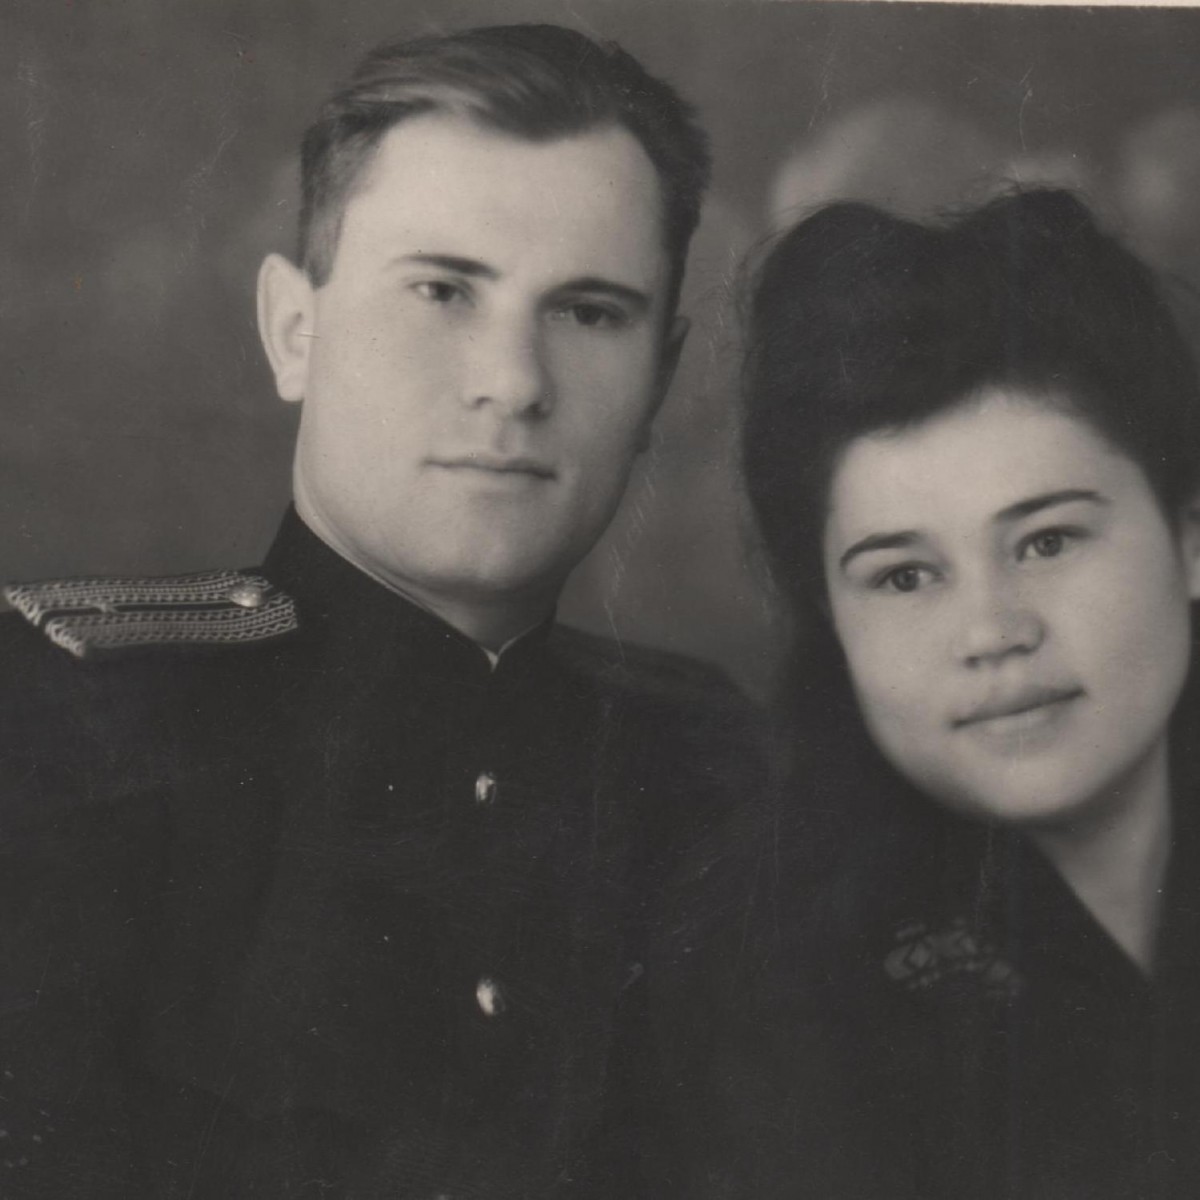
[228,581,266,609]
[475,976,506,1017]
[474,771,497,806]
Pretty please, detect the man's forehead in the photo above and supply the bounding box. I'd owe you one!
[355,109,657,189]
[334,112,670,290]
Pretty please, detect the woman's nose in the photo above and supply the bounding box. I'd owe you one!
[951,576,1045,667]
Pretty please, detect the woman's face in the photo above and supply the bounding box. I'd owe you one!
[822,387,1200,830]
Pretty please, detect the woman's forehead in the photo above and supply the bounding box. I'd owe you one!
[824,389,1144,540]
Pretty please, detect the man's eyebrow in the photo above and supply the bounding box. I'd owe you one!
[994,488,1108,524]
[839,531,922,572]
[552,276,652,313]
[392,253,499,279]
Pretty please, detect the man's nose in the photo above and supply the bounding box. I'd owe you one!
[950,573,1045,667]
[461,315,552,419]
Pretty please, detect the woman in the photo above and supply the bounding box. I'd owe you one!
[667,189,1200,1199]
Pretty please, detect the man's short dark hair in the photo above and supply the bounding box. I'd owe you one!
[298,23,711,311]
[742,188,1200,614]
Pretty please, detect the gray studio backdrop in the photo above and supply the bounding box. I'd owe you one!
[5,0,1200,696]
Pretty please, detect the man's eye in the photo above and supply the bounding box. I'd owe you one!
[551,302,626,329]
[877,565,934,593]
[412,280,464,304]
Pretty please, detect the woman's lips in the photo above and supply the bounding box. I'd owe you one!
[954,686,1084,731]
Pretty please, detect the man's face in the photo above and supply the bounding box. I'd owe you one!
[823,389,1200,831]
[263,113,682,619]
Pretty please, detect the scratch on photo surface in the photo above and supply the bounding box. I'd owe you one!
[809,33,839,130]
[1017,67,1034,154]
[18,49,48,226]
[222,29,256,65]
[557,2,604,43]
[179,121,240,262]
[187,1071,237,1199]
[603,542,628,658]
[33,946,53,1007]
[602,443,660,658]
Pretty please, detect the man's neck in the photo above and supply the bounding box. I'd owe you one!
[1029,740,1172,977]
[294,503,555,654]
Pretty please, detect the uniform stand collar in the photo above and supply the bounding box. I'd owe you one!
[261,506,554,685]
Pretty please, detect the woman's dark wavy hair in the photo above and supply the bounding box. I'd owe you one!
[742,189,1200,809]
[743,188,1200,624]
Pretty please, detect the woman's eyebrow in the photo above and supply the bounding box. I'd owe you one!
[839,530,921,571]
[993,488,1108,524]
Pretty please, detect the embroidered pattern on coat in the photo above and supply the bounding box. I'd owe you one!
[884,916,1024,1000]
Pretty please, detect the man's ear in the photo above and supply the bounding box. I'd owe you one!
[637,314,690,453]
[257,253,316,404]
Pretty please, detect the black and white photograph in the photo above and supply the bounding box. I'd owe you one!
[3,1,1200,1195]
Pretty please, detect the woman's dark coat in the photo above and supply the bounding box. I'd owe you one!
[658,658,1200,1200]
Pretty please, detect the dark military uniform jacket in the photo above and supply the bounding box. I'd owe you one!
[0,509,758,1199]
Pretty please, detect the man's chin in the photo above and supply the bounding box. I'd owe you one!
[405,551,568,605]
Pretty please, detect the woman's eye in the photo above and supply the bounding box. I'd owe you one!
[1020,528,1076,561]
[879,565,931,593]
[1031,531,1063,558]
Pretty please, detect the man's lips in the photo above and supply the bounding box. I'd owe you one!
[428,454,556,480]
[953,685,1084,728]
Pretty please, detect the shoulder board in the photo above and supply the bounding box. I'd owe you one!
[3,570,298,660]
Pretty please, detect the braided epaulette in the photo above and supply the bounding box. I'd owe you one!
[4,570,298,660]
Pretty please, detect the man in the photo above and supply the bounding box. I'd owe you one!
[0,23,755,1199]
